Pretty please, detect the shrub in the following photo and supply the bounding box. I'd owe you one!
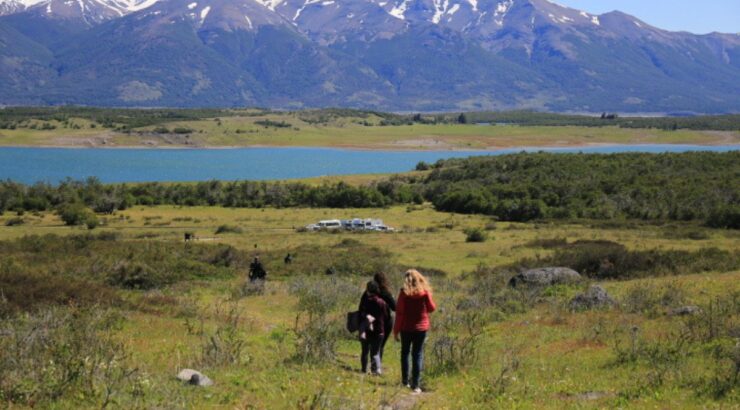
[621,282,688,317]
[0,268,118,314]
[215,224,243,234]
[172,127,193,134]
[4,217,24,226]
[707,206,740,229]
[58,203,96,226]
[513,241,740,280]
[289,276,358,363]
[0,307,142,407]
[415,161,431,171]
[464,228,488,243]
[195,303,249,367]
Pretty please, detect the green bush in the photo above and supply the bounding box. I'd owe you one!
[4,217,24,226]
[464,228,488,243]
[215,224,243,234]
[58,203,96,226]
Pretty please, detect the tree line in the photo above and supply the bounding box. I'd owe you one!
[2,107,738,131]
[1,152,738,228]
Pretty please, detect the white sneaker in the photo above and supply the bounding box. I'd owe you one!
[412,388,422,394]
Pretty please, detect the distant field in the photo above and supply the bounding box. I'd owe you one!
[0,110,737,149]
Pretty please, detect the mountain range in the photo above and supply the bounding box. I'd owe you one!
[1,0,739,112]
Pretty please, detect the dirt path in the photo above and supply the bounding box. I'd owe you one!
[384,390,427,410]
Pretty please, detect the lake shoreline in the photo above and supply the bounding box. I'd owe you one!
[4,141,740,152]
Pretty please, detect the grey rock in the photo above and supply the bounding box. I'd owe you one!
[670,305,702,316]
[570,285,616,310]
[509,267,582,288]
[176,369,213,387]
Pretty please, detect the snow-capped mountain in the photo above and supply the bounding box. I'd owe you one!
[0,0,738,112]
[0,0,44,15]
[0,0,157,21]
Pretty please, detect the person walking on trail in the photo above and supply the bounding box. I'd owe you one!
[358,281,389,375]
[248,256,267,282]
[371,272,396,359]
[394,269,436,394]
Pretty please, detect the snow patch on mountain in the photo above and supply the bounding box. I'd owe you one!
[199,5,209,22]
[431,0,449,24]
[293,0,321,21]
[254,0,284,11]
[389,0,409,20]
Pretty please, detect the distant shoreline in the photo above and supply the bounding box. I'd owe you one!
[2,141,739,152]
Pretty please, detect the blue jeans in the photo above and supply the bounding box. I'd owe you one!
[361,335,383,374]
[400,331,427,388]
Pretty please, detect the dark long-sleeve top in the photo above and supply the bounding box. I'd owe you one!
[359,289,396,314]
[358,293,388,338]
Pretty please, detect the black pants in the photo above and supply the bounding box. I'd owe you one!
[380,317,393,359]
[400,331,427,388]
[360,334,383,374]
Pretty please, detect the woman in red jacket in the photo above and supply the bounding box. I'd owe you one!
[393,269,436,394]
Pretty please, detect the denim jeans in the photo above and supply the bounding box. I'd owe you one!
[400,331,427,388]
[361,335,383,374]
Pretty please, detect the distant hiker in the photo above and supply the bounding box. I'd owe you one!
[284,253,293,265]
[372,272,396,359]
[358,281,389,375]
[394,269,436,394]
[248,256,266,282]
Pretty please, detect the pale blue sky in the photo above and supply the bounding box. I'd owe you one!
[556,0,739,34]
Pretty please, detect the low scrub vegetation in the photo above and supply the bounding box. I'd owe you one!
[512,240,740,280]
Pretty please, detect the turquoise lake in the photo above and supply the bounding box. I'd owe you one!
[1,145,738,184]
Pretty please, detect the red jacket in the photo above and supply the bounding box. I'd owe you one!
[393,290,436,335]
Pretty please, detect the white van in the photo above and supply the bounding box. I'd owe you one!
[316,219,342,230]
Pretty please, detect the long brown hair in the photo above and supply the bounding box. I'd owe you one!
[402,269,431,296]
[374,272,392,295]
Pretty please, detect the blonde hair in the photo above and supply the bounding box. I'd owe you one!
[402,269,431,296]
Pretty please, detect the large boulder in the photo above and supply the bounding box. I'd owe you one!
[176,369,213,387]
[570,285,616,310]
[508,267,582,288]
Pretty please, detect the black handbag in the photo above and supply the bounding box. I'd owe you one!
[346,311,360,333]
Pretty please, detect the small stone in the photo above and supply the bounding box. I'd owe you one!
[176,369,213,387]
[670,305,701,316]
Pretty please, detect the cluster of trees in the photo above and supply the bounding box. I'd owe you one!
[0,178,412,215]
[422,152,739,225]
[0,152,737,227]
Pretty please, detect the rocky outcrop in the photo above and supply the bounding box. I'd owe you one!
[509,267,582,288]
[570,285,616,310]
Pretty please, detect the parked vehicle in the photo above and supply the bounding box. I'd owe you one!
[306,219,343,231]
[303,218,395,232]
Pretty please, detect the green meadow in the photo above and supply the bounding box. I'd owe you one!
[1,203,738,408]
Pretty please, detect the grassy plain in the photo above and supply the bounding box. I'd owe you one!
[0,112,738,149]
[1,204,738,408]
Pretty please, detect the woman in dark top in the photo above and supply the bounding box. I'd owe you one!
[358,281,388,374]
